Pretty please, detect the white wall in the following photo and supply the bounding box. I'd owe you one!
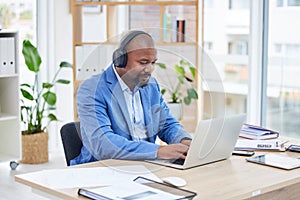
[52,0,73,149]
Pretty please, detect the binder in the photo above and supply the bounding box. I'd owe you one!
[0,37,6,75]
[0,37,15,75]
[7,37,16,75]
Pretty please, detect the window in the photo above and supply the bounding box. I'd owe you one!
[276,0,284,7]
[229,0,250,10]
[228,41,248,55]
[204,41,213,51]
[204,0,250,118]
[265,0,300,137]
[288,0,300,6]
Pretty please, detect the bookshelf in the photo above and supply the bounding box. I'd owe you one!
[71,0,201,132]
[0,30,20,162]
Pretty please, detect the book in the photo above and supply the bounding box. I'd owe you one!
[234,139,285,151]
[176,19,185,42]
[239,124,279,140]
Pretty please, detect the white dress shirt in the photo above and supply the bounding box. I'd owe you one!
[113,66,148,141]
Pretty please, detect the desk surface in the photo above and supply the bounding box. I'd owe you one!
[15,150,300,200]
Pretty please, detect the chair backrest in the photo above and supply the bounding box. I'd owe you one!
[60,122,83,166]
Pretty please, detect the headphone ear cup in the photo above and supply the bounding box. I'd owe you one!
[112,48,127,68]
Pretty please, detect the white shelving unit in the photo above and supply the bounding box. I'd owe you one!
[0,30,20,163]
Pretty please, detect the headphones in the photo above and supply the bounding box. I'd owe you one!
[112,30,152,68]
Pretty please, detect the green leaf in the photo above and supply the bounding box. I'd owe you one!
[183,96,191,105]
[155,62,166,69]
[42,91,56,105]
[178,75,185,84]
[187,88,198,99]
[48,113,58,121]
[22,40,42,72]
[43,82,53,88]
[59,61,72,68]
[161,88,166,95]
[20,83,31,88]
[48,106,56,110]
[56,79,70,84]
[20,88,34,100]
[174,65,185,76]
[189,67,196,79]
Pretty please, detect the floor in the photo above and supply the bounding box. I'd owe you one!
[0,145,66,200]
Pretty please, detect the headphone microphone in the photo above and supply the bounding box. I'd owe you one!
[112,30,152,68]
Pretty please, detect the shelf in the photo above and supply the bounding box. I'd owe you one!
[0,113,18,122]
[73,1,197,6]
[0,30,20,163]
[0,74,18,78]
[71,0,199,131]
[75,41,197,46]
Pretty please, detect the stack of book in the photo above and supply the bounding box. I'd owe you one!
[239,124,279,140]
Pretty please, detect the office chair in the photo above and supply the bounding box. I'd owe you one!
[60,122,83,166]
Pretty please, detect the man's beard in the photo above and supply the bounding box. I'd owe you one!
[137,73,151,88]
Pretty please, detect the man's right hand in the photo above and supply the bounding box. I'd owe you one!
[157,143,189,160]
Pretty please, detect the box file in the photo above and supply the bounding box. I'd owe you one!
[0,37,15,75]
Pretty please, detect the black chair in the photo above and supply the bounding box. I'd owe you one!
[60,122,83,166]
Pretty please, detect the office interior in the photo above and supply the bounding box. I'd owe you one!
[0,0,300,198]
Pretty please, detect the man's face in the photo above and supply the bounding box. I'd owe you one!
[124,47,157,88]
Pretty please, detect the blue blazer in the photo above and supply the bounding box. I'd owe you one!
[71,65,191,165]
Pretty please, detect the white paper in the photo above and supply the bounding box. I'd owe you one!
[42,165,161,189]
[88,181,183,200]
[235,139,282,150]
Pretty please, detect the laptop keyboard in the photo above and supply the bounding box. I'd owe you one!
[172,158,185,165]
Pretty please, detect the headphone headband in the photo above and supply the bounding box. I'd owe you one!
[119,30,151,50]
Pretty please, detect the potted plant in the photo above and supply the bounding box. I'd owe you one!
[155,59,198,120]
[20,40,72,164]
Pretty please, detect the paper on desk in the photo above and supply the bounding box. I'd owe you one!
[86,180,183,200]
[234,139,284,151]
[42,165,161,189]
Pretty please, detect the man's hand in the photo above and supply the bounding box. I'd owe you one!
[157,143,189,160]
[180,139,192,147]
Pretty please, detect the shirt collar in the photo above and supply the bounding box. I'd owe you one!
[113,65,139,93]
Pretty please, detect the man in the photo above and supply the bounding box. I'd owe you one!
[71,30,192,165]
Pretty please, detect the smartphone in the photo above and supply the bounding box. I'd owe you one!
[232,150,255,157]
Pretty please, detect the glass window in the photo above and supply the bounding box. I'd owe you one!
[288,0,300,6]
[228,41,248,55]
[203,0,250,118]
[266,0,300,137]
[229,0,250,10]
[276,0,284,7]
[204,41,213,51]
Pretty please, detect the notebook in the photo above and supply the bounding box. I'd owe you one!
[146,114,246,169]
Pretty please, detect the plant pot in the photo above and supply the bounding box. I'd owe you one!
[167,103,182,120]
[21,131,48,164]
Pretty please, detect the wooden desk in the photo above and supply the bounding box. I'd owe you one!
[15,151,300,200]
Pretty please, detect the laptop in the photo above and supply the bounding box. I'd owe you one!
[146,114,246,169]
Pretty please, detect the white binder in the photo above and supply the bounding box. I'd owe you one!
[7,37,16,75]
[0,37,6,75]
[0,37,15,75]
